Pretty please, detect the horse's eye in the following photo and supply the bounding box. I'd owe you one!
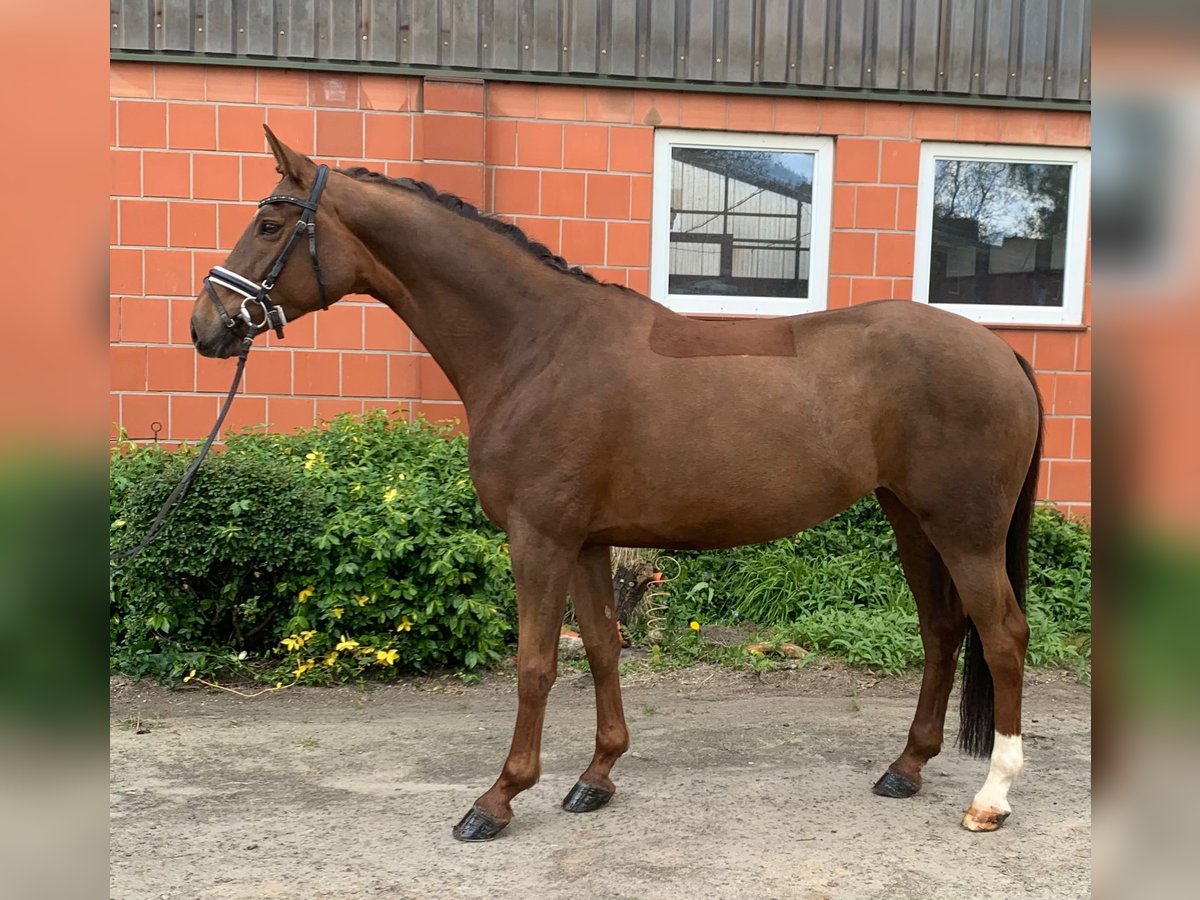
[260,220,280,235]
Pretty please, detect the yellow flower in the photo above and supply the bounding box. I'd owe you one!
[293,659,315,679]
[335,636,359,652]
[354,594,371,607]
[183,669,196,683]
[689,620,701,631]
[352,483,363,494]
[323,651,339,667]
[303,451,325,471]
[275,682,283,690]
[281,635,303,651]
[383,488,398,504]
[300,630,317,641]
[331,607,344,619]
[297,587,314,604]
[376,648,399,666]
[396,616,413,633]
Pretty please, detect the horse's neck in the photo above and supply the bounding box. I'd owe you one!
[347,190,574,411]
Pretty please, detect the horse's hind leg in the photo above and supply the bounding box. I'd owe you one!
[452,524,576,842]
[872,489,967,799]
[561,545,630,813]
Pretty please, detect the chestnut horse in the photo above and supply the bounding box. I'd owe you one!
[192,128,1043,841]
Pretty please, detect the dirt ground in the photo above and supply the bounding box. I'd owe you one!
[110,662,1090,899]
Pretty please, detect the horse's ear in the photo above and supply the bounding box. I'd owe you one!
[263,124,315,185]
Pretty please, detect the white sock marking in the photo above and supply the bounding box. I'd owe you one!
[972,731,1024,814]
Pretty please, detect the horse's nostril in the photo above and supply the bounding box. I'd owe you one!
[190,322,199,346]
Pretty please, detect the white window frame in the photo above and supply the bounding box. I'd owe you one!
[913,142,1091,326]
[650,129,834,316]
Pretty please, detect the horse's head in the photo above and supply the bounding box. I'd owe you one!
[190,126,361,358]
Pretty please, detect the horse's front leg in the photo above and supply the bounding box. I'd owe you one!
[561,545,629,812]
[452,525,577,842]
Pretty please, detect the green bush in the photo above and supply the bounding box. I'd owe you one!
[110,411,513,682]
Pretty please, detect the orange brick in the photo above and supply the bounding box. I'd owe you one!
[217,105,266,153]
[416,401,467,433]
[865,103,911,137]
[169,201,217,249]
[154,65,206,100]
[486,119,517,166]
[832,185,856,229]
[257,69,309,105]
[486,83,538,118]
[171,395,220,441]
[1043,417,1073,459]
[419,355,458,401]
[1036,459,1051,500]
[389,355,420,397]
[875,232,915,277]
[726,96,775,131]
[1034,331,1078,371]
[266,107,316,154]
[146,346,195,391]
[834,138,879,183]
[110,345,147,391]
[192,153,240,201]
[242,349,292,394]
[269,316,314,349]
[493,168,541,215]
[293,351,341,395]
[1044,111,1090,147]
[205,67,256,102]
[420,162,484,204]
[828,276,852,308]
[121,200,168,247]
[143,249,194,296]
[679,94,727,128]
[142,151,190,197]
[609,127,654,173]
[241,155,281,199]
[515,121,562,168]
[956,108,1003,143]
[537,85,585,120]
[1076,331,1091,371]
[111,250,143,295]
[627,268,650,294]
[110,199,120,246]
[359,75,410,111]
[606,222,650,267]
[516,216,559,255]
[317,399,364,421]
[111,62,155,98]
[775,99,820,133]
[996,330,1035,359]
[119,101,167,147]
[540,171,586,217]
[316,110,363,157]
[342,353,388,397]
[309,73,358,108]
[111,149,141,196]
[561,219,606,265]
[897,187,918,230]
[880,141,920,185]
[585,88,634,123]
[221,397,269,436]
[586,173,630,219]
[564,124,609,170]
[364,306,411,351]
[1073,418,1091,459]
[268,396,316,433]
[121,393,170,440]
[820,100,866,135]
[424,114,483,161]
[851,277,894,304]
[891,278,913,300]
[1002,109,1046,143]
[912,105,958,139]
[424,79,484,113]
[855,185,897,229]
[315,304,363,350]
[110,99,118,146]
[1050,460,1090,503]
[830,232,875,275]
[634,91,681,127]
[1053,372,1091,416]
[217,202,253,248]
[365,112,411,159]
[630,176,653,220]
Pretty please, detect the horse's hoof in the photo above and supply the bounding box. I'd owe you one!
[561,780,614,813]
[872,769,920,799]
[961,805,1010,832]
[452,806,509,842]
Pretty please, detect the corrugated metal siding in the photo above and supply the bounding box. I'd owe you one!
[110,0,1090,103]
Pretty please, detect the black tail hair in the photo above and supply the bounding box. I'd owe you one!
[957,351,1044,758]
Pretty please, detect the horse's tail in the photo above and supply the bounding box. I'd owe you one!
[958,351,1044,758]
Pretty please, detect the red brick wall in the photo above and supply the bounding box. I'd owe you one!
[110,62,1091,516]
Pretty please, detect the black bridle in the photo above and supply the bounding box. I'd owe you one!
[113,165,331,565]
[203,164,331,339]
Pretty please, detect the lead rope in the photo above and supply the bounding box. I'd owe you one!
[110,334,254,567]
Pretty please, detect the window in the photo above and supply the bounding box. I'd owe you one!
[651,130,833,316]
[914,143,1091,326]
